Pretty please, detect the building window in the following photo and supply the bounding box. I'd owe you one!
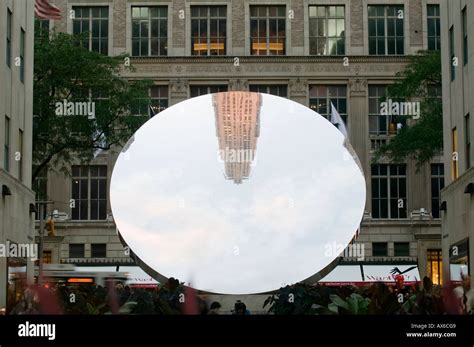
[431,164,445,219]
[394,242,410,257]
[33,167,48,221]
[452,127,459,179]
[91,244,106,258]
[20,29,25,83]
[427,249,442,285]
[42,250,52,264]
[132,6,168,57]
[462,7,468,65]
[150,85,168,116]
[35,19,50,41]
[249,84,288,97]
[309,5,345,55]
[6,9,12,68]
[190,85,228,97]
[72,7,109,55]
[466,114,471,169]
[250,6,286,55]
[132,85,169,116]
[71,165,107,220]
[449,26,455,81]
[371,164,407,219]
[4,116,10,171]
[191,6,226,56]
[18,130,23,181]
[368,5,404,55]
[427,5,440,51]
[368,85,387,135]
[309,85,347,122]
[373,242,388,257]
[69,244,85,258]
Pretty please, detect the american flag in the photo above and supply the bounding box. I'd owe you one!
[34,0,62,20]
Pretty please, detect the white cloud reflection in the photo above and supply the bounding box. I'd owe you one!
[110,93,366,294]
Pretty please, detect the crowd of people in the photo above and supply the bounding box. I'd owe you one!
[4,275,472,315]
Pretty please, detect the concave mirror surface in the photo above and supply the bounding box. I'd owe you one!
[110,92,366,294]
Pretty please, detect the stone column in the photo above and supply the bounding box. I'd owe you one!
[169,79,189,105]
[349,78,370,210]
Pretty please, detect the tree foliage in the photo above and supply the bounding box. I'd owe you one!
[33,30,152,180]
[374,51,442,169]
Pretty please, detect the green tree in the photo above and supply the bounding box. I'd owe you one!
[374,51,442,169]
[33,29,152,180]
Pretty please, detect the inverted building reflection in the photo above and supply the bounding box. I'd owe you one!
[213,92,262,184]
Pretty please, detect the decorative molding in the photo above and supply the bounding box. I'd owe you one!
[289,78,308,95]
[170,79,189,94]
[349,78,368,95]
[228,79,248,91]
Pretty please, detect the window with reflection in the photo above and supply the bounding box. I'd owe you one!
[249,84,287,97]
[427,249,442,285]
[368,5,404,55]
[72,7,109,55]
[191,6,226,56]
[250,6,286,55]
[71,165,107,220]
[309,85,347,122]
[371,164,407,219]
[309,5,345,55]
[427,5,440,51]
[132,6,167,56]
[190,85,227,97]
[430,164,444,218]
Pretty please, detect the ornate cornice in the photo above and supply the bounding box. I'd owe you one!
[129,56,411,64]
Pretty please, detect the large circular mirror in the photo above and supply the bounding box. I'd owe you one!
[111,92,366,294]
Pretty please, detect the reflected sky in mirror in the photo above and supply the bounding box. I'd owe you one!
[110,92,366,294]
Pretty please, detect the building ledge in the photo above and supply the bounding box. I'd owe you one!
[61,258,135,265]
[441,166,474,196]
[129,55,412,64]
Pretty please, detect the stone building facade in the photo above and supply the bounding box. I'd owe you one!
[37,0,445,285]
[0,0,35,310]
[440,0,473,286]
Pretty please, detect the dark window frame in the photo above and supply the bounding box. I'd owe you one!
[91,243,107,258]
[131,6,168,57]
[191,6,227,56]
[71,165,108,220]
[69,244,85,258]
[368,5,404,55]
[371,164,407,219]
[249,84,288,97]
[72,6,109,55]
[250,5,286,55]
[6,8,12,68]
[309,85,347,122]
[427,4,440,51]
[372,242,388,257]
[430,163,445,218]
[394,242,410,257]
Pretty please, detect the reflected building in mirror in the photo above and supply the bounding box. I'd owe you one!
[213,92,262,184]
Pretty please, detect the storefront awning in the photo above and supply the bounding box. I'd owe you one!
[319,264,420,286]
